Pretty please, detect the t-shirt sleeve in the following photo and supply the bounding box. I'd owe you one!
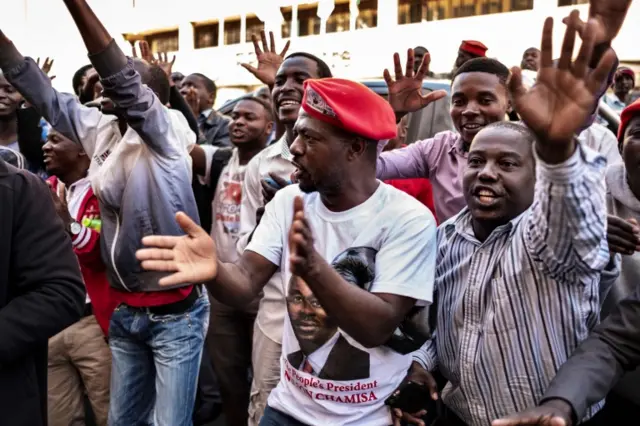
[369,210,437,304]
[245,190,285,267]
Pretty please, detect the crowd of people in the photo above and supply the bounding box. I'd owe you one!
[1,1,640,426]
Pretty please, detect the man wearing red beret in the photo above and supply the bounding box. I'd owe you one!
[454,40,488,73]
[604,67,636,113]
[137,78,438,425]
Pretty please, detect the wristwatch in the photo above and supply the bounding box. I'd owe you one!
[67,221,82,238]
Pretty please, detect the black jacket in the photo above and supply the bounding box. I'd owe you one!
[0,159,85,426]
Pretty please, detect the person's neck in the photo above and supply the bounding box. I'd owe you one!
[237,140,266,165]
[471,217,508,243]
[59,169,87,187]
[615,91,629,103]
[285,124,295,147]
[319,174,379,213]
[0,114,18,146]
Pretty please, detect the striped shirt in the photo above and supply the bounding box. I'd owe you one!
[413,145,613,425]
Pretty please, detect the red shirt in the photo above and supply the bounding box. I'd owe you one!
[385,178,437,223]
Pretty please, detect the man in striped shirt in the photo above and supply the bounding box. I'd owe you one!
[402,14,618,426]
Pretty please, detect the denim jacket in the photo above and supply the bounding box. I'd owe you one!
[0,39,199,293]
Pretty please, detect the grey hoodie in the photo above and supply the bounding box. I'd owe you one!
[604,162,640,404]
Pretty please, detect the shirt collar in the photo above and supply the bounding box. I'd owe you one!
[447,133,469,157]
[200,108,213,118]
[447,206,526,244]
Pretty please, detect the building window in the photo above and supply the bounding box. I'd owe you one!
[356,0,378,29]
[194,22,219,49]
[123,30,179,53]
[327,1,351,33]
[512,0,534,10]
[398,0,533,24]
[298,4,321,37]
[558,0,588,5]
[224,18,242,45]
[246,15,264,42]
[281,7,293,38]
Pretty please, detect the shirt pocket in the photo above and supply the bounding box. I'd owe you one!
[484,270,531,336]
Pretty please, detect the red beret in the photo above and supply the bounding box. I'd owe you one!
[460,40,488,57]
[619,99,640,141]
[301,78,397,141]
[615,67,636,86]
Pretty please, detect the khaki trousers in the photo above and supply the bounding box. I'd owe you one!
[48,314,111,426]
[248,323,282,426]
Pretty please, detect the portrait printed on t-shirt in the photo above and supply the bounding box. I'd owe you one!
[286,247,377,381]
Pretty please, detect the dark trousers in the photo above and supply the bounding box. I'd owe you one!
[259,406,308,426]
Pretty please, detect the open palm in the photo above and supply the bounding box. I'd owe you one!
[383,48,446,116]
[510,12,617,145]
[241,30,290,86]
[136,212,218,287]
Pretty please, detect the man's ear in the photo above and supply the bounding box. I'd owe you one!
[265,121,274,136]
[347,138,367,161]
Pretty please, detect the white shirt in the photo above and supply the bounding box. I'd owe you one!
[246,182,437,425]
[210,149,246,263]
[578,122,622,167]
[237,136,297,344]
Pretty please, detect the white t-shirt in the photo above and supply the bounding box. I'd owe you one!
[211,149,246,263]
[246,182,437,425]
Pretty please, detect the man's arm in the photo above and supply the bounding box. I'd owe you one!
[524,144,609,280]
[295,201,437,348]
[0,32,103,155]
[169,86,199,136]
[541,288,640,420]
[63,0,189,158]
[376,136,440,181]
[238,155,263,240]
[412,339,438,372]
[0,172,85,365]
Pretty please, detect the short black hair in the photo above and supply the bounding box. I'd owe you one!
[235,95,275,122]
[285,52,333,78]
[452,57,510,86]
[72,64,93,96]
[191,72,216,96]
[147,65,171,106]
[481,121,537,144]
[414,46,429,54]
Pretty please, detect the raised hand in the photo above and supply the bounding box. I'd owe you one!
[607,215,640,255]
[154,51,176,81]
[240,30,290,86]
[36,57,56,80]
[491,400,573,426]
[391,362,439,426]
[46,182,72,228]
[563,0,632,45]
[136,212,218,286]
[183,87,200,116]
[383,49,446,118]
[509,12,617,163]
[288,196,318,277]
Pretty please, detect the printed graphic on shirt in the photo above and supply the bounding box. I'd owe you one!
[285,247,377,395]
[216,172,243,237]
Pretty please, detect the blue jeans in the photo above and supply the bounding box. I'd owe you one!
[259,406,308,426]
[108,290,210,426]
